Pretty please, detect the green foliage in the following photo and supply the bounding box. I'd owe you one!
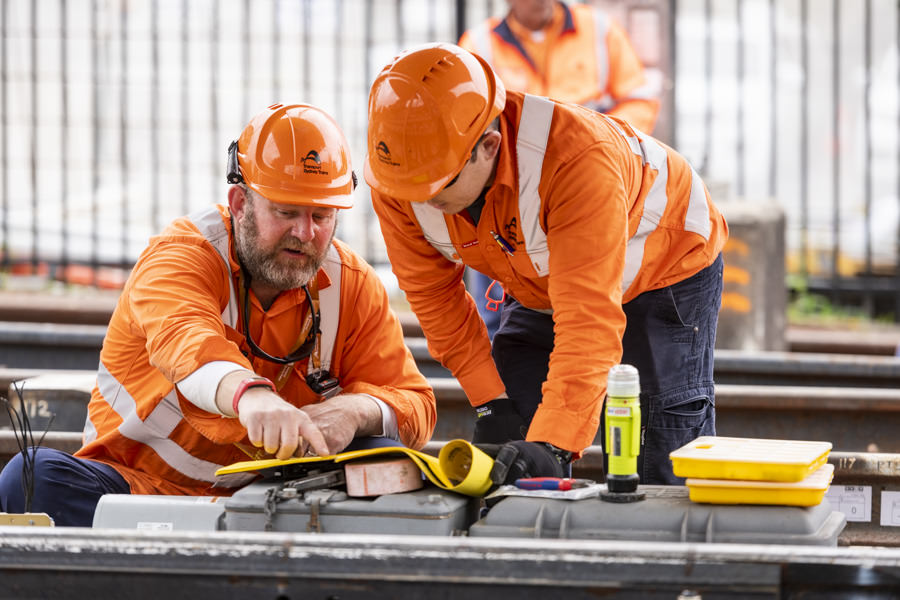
[787,274,894,325]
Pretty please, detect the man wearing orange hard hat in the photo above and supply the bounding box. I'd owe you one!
[365,44,727,486]
[0,104,435,526]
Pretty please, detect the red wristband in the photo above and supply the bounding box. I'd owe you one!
[232,376,276,415]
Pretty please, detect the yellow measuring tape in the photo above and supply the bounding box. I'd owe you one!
[215,439,494,497]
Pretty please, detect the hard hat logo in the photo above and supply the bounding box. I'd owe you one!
[231,104,354,209]
[302,150,328,176]
[375,141,400,167]
[364,43,506,202]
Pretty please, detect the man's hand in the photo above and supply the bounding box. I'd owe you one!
[301,393,383,456]
[236,389,329,460]
[471,397,528,444]
[489,440,567,486]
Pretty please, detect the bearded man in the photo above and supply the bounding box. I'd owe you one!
[0,104,436,526]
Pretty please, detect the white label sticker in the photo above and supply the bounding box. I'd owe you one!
[136,521,174,531]
[880,491,900,527]
[824,485,871,522]
[607,407,631,417]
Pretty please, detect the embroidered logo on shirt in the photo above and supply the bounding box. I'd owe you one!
[504,217,519,246]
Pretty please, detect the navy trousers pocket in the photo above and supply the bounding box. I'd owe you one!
[639,386,716,485]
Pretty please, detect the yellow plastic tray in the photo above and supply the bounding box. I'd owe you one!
[669,436,832,482]
[686,463,834,506]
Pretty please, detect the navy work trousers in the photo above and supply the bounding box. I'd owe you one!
[0,447,130,527]
[491,253,724,485]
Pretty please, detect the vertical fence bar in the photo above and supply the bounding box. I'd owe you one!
[211,0,219,182]
[455,0,466,45]
[334,0,343,123]
[799,0,809,281]
[700,0,712,175]
[396,0,405,49]
[151,0,160,231]
[735,0,744,197]
[831,0,841,305]
[91,0,100,281]
[896,0,900,321]
[863,0,873,316]
[427,0,436,42]
[120,0,129,268]
[29,0,38,273]
[364,0,374,262]
[60,0,69,275]
[0,0,7,270]
[180,0,189,215]
[241,0,250,122]
[768,0,776,200]
[273,0,281,100]
[302,0,310,101]
[669,0,678,150]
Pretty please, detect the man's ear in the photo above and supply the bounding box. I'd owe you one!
[481,130,502,160]
[228,185,247,218]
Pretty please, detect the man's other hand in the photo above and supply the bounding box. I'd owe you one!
[301,393,383,456]
[471,397,528,444]
[489,440,566,486]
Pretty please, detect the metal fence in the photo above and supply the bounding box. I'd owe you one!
[0,0,898,317]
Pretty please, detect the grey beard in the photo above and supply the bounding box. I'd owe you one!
[235,210,328,291]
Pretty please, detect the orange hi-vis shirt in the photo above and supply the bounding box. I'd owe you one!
[76,204,436,496]
[459,1,659,133]
[371,92,727,455]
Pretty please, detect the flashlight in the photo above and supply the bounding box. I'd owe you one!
[604,364,641,494]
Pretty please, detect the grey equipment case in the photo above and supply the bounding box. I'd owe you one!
[469,485,847,546]
[93,482,477,536]
[223,481,476,535]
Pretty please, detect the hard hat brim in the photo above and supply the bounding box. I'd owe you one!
[248,182,354,209]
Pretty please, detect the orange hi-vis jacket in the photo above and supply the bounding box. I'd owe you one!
[76,204,436,496]
[372,92,727,454]
[459,1,659,133]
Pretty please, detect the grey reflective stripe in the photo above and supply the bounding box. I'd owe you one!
[599,114,706,295]
[92,361,255,487]
[592,9,610,98]
[315,245,342,373]
[83,383,98,442]
[188,206,239,328]
[410,202,462,264]
[686,166,712,239]
[470,22,494,64]
[516,95,554,276]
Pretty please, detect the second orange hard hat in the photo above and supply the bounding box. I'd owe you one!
[364,43,506,202]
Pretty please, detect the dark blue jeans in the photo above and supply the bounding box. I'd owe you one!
[0,447,130,527]
[491,253,724,485]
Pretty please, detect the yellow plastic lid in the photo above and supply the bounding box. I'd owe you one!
[685,463,834,506]
[670,436,832,482]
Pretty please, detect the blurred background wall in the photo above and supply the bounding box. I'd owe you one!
[0,0,897,321]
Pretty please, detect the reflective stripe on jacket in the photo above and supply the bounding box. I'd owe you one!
[78,204,435,495]
[459,1,659,132]
[371,92,727,453]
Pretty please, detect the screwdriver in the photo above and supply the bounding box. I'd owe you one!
[514,477,592,491]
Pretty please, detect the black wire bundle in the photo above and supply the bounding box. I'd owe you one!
[2,382,54,513]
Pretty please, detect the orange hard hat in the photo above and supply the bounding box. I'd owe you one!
[364,43,506,202]
[227,103,356,208]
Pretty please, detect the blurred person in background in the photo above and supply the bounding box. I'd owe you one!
[459,0,660,336]
[0,103,435,526]
[365,44,725,487]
